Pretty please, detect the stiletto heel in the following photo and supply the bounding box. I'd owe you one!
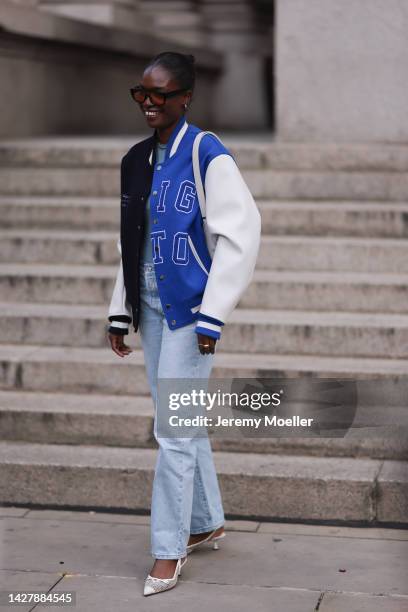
[179,556,187,575]
[186,527,226,554]
[211,531,225,550]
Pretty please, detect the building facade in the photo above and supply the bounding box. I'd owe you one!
[0,0,406,141]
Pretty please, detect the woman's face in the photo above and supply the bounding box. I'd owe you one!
[139,64,191,130]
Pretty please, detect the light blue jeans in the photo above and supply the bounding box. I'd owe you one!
[138,261,225,559]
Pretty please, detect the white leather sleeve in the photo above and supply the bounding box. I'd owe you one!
[198,154,262,323]
[108,237,132,329]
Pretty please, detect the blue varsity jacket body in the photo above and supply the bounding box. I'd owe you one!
[108,115,261,340]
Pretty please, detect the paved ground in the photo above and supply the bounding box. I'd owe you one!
[1,506,408,611]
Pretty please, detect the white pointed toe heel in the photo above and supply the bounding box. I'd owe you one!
[143,556,187,597]
[186,527,226,554]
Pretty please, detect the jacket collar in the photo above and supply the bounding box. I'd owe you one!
[149,115,189,165]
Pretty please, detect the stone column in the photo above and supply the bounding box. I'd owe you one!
[139,0,205,47]
[275,0,408,142]
[36,0,153,31]
[199,0,270,130]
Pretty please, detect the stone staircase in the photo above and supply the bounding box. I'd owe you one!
[0,137,407,526]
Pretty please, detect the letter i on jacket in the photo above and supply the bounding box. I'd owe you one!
[107,115,262,341]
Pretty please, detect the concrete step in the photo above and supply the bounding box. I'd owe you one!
[261,142,408,172]
[0,390,154,449]
[247,171,408,202]
[1,139,408,171]
[1,344,408,397]
[1,167,408,200]
[2,302,408,359]
[2,196,408,238]
[2,230,408,273]
[258,235,408,273]
[0,229,117,266]
[0,440,405,524]
[2,264,408,313]
[260,201,408,238]
[0,390,406,461]
[0,196,119,231]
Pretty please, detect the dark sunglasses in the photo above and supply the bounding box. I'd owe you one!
[130,85,187,106]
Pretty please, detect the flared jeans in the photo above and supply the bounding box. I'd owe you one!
[138,261,225,559]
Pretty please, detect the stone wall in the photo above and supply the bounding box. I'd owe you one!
[0,1,221,137]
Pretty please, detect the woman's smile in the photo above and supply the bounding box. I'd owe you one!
[144,109,162,121]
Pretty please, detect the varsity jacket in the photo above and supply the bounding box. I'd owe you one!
[107,114,261,340]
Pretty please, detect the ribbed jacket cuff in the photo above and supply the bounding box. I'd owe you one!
[108,317,130,335]
[194,313,224,340]
[108,325,128,336]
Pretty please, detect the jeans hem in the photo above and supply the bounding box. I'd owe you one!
[189,518,225,535]
[151,552,187,560]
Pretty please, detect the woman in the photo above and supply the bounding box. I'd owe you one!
[107,51,261,596]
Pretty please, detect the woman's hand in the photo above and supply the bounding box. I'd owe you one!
[197,333,217,355]
[108,332,133,358]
